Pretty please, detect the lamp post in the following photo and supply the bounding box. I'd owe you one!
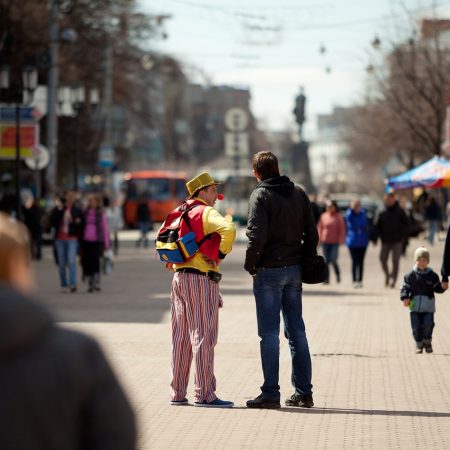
[58,85,99,191]
[70,86,85,191]
[46,0,59,193]
[0,65,38,219]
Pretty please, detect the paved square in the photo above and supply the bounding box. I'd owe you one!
[34,234,450,449]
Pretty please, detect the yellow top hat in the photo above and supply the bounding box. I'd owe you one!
[186,172,219,197]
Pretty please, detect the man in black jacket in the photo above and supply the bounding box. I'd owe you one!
[245,151,318,409]
[0,212,136,450]
[374,193,409,288]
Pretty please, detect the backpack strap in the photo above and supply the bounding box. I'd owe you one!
[179,203,213,246]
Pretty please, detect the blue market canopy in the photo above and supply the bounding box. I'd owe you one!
[386,156,450,191]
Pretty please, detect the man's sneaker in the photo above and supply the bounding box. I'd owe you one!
[170,398,188,406]
[246,394,281,409]
[416,347,424,354]
[424,344,433,353]
[285,393,314,408]
[194,398,234,408]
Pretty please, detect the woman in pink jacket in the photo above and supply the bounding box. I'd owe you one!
[80,195,110,292]
[317,200,346,284]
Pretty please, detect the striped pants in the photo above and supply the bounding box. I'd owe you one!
[170,272,220,403]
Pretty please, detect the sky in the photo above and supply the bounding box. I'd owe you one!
[138,0,450,138]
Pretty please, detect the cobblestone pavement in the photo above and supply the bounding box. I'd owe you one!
[34,232,450,449]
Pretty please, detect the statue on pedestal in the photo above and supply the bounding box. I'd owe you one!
[291,87,314,192]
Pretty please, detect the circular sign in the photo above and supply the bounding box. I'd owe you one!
[224,107,249,131]
[25,144,50,170]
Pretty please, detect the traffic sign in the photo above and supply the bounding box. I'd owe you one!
[99,145,115,168]
[224,108,249,132]
[225,132,249,157]
[24,144,50,170]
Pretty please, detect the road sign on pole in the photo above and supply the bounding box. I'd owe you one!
[99,145,114,168]
[24,144,50,170]
[225,132,249,157]
[224,107,249,132]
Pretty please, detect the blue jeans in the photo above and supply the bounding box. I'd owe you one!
[410,312,434,344]
[428,220,440,244]
[253,265,312,400]
[322,243,340,281]
[54,239,78,288]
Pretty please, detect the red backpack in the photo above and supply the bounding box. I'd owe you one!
[155,202,210,263]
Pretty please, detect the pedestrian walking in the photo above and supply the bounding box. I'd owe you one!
[135,195,152,248]
[317,200,346,284]
[440,224,450,290]
[80,194,110,293]
[345,198,369,288]
[163,172,236,408]
[104,196,123,256]
[245,151,318,409]
[424,196,442,245]
[0,212,136,450]
[400,247,446,353]
[23,195,43,260]
[50,191,83,293]
[374,193,409,288]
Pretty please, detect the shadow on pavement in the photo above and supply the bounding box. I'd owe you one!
[303,290,379,297]
[281,407,450,417]
[311,353,383,358]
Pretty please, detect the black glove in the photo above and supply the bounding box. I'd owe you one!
[219,250,226,260]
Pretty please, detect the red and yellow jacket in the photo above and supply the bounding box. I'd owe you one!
[172,198,236,273]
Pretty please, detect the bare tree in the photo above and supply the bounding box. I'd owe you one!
[343,14,450,177]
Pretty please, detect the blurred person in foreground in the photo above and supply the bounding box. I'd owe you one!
[0,212,136,450]
[245,151,318,409]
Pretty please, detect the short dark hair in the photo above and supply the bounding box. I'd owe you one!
[252,151,280,180]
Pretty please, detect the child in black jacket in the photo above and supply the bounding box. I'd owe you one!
[400,247,446,353]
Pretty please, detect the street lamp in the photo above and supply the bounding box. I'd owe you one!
[58,85,99,191]
[0,65,38,219]
[71,86,84,191]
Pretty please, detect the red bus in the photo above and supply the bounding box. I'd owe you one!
[122,170,188,227]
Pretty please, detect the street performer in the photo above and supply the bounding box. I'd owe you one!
[166,172,236,408]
